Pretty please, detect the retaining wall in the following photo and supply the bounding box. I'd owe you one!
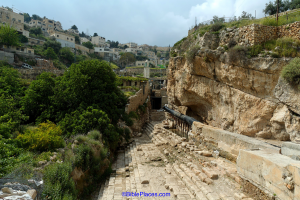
[17,69,65,80]
[126,82,149,113]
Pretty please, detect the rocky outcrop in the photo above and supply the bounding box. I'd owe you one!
[167,48,300,142]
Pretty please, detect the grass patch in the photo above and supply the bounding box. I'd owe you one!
[263,37,300,57]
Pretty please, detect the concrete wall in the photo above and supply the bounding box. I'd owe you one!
[125,67,167,77]
[56,38,75,48]
[17,69,65,80]
[126,82,149,113]
[0,51,14,64]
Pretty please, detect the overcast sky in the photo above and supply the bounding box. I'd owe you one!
[6,0,272,46]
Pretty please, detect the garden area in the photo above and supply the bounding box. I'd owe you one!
[0,59,137,199]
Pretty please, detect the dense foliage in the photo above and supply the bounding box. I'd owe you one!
[0,24,20,47]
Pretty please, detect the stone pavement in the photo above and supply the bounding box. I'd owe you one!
[96,121,253,200]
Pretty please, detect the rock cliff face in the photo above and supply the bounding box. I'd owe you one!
[167,45,300,142]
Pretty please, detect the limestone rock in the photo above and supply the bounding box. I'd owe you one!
[1,187,13,194]
[26,189,37,199]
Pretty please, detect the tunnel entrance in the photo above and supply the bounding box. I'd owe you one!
[151,97,162,109]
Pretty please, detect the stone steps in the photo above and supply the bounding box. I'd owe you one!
[150,124,253,200]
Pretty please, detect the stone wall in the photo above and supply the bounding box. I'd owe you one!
[220,21,300,46]
[0,51,14,64]
[126,82,150,113]
[17,69,65,80]
[125,68,167,76]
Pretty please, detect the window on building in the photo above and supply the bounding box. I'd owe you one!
[71,38,73,41]
[17,48,20,50]
[21,49,24,51]
[57,35,59,37]
[67,37,69,40]
[28,50,31,53]
[18,20,21,23]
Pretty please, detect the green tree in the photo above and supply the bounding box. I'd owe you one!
[21,72,56,123]
[43,39,62,54]
[157,52,161,58]
[29,27,42,36]
[263,0,290,15]
[4,7,12,11]
[0,65,23,96]
[59,47,74,63]
[93,33,98,37]
[51,60,127,123]
[119,52,136,67]
[290,0,300,9]
[0,24,19,47]
[44,47,58,60]
[79,31,86,37]
[24,24,30,31]
[75,35,80,44]
[32,14,42,21]
[23,13,31,23]
[19,35,28,43]
[153,45,157,55]
[71,25,78,30]
[82,41,94,49]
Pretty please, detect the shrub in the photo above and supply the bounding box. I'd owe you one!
[271,52,280,58]
[281,58,300,87]
[227,39,237,49]
[248,45,263,57]
[210,23,225,32]
[122,113,133,126]
[16,121,64,151]
[186,45,200,63]
[171,51,177,57]
[128,111,139,119]
[59,107,110,137]
[228,45,248,63]
[74,144,93,171]
[87,130,101,141]
[42,162,77,200]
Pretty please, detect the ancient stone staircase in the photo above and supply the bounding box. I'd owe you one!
[96,121,253,200]
[149,110,165,121]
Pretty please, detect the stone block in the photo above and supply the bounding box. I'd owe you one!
[237,149,300,200]
[281,142,300,156]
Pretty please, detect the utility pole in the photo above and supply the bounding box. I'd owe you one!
[277,0,279,24]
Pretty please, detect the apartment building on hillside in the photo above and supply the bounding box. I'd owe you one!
[126,42,137,48]
[0,7,26,34]
[29,18,63,33]
[91,36,107,47]
[144,51,156,60]
[49,30,75,48]
[94,47,120,61]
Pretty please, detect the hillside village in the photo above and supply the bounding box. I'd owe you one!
[0,6,170,71]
